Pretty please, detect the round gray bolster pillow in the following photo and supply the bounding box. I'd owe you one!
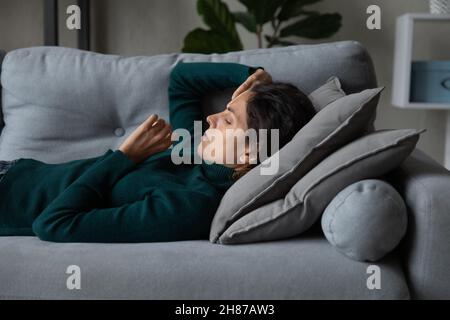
[321,179,408,262]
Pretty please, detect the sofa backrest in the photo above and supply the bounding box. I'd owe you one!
[0,50,6,135]
[0,41,377,163]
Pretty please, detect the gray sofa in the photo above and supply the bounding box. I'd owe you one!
[0,41,449,300]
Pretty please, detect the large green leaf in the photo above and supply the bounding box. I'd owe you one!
[182,28,243,53]
[197,0,241,45]
[278,0,322,21]
[233,11,257,33]
[238,0,284,24]
[279,13,342,39]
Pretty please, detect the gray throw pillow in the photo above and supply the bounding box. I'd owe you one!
[213,129,423,244]
[308,76,346,112]
[210,87,384,243]
[321,179,408,262]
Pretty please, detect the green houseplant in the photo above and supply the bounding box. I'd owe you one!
[182,0,342,53]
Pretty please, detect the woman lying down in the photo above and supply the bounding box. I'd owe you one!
[0,62,315,243]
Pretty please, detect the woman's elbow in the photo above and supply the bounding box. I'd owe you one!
[32,216,66,242]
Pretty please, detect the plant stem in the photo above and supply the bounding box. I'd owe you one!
[267,20,282,48]
[256,25,263,48]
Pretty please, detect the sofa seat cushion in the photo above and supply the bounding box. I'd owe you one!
[0,234,409,299]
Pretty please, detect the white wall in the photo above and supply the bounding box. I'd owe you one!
[89,0,260,55]
[0,0,448,163]
[0,0,43,49]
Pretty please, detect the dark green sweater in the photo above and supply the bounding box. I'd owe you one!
[0,62,258,242]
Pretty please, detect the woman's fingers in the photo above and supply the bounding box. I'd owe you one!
[142,114,159,130]
[153,123,172,141]
[119,114,175,163]
[252,80,262,88]
[233,74,257,99]
[162,133,173,147]
[152,130,173,152]
[151,118,166,130]
[232,82,250,99]
[232,69,271,100]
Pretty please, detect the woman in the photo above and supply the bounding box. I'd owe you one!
[0,62,315,243]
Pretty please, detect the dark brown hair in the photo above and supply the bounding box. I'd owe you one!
[233,82,316,179]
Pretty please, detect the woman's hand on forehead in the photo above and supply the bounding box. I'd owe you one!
[232,69,272,100]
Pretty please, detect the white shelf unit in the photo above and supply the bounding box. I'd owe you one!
[392,13,450,109]
[392,13,450,169]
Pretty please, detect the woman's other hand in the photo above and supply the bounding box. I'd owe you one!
[119,114,172,164]
[231,68,272,100]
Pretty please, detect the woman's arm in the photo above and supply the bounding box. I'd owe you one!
[168,62,262,134]
[31,149,218,243]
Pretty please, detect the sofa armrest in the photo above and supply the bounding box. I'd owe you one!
[387,148,450,299]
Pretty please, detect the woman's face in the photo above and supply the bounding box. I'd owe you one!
[197,90,255,166]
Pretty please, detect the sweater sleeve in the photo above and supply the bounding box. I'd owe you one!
[31,149,219,243]
[168,62,262,134]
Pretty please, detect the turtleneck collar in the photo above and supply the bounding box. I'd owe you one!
[201,162,236,191]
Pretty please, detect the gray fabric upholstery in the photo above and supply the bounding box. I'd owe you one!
[322,179,408,262]
[387,149,450,299]
[308,76,346,111]
[0,235,409,300]
[0,41,377,163]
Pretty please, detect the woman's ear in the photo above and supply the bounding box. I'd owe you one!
[248,152,257,164]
